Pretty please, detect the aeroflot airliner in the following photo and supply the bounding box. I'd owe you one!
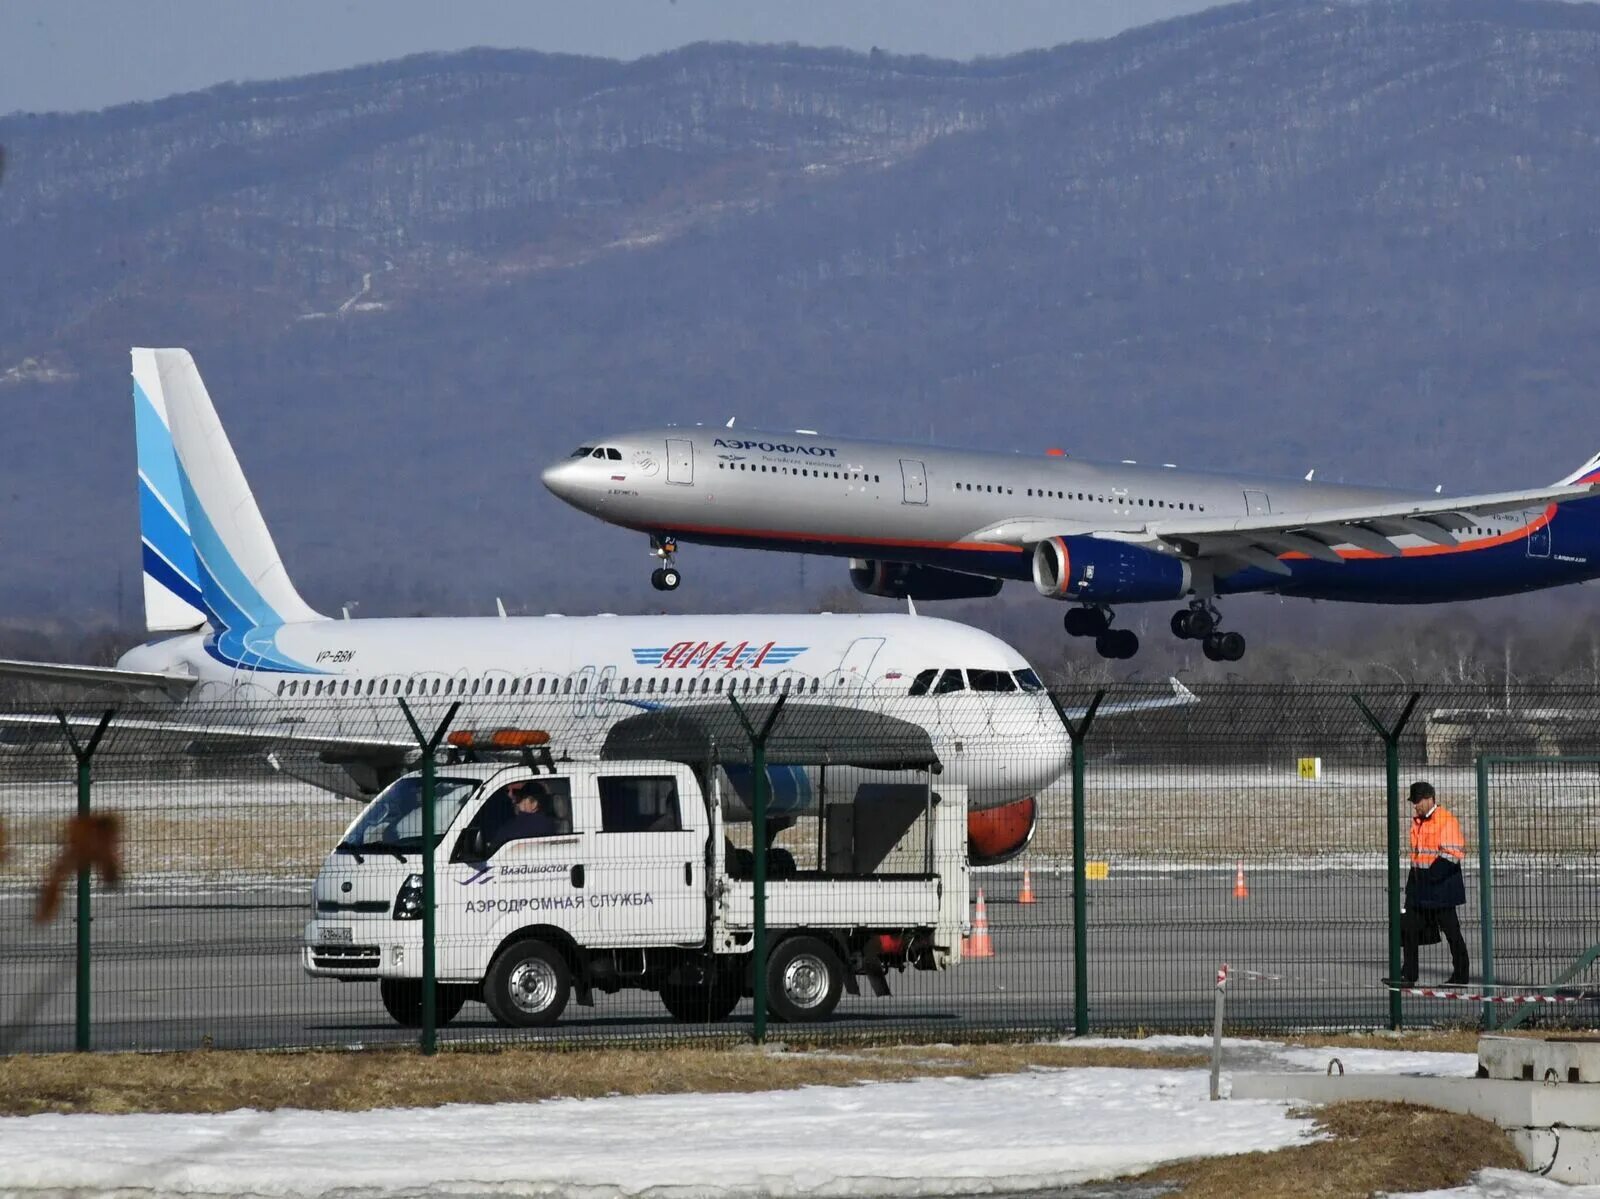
[0,351,1192,865]
[542,426,1600,661]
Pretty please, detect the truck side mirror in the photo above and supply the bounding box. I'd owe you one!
[456,827,490,862]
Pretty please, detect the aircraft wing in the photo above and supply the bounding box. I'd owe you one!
[975,482,1600,578]
[0,710,413,759]
[0,658,199,692]
[1055,677,1198,722]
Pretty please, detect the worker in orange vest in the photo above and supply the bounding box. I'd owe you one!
[1396,780,1470,985]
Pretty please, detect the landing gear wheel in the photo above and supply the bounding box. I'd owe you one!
[1171,611,1192,639]
[1095,629,1139,660]
[378,979,468,1028]
[1202,631,1246,662]
[1180,606,1217,639]
[1064,606,1110,637]
[766,935,845,1023]
[650,566,682,592]
[485,940,571,1028]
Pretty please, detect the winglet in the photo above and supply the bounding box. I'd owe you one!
[1558,449,1600,487]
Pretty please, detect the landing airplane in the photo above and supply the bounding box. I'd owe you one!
[0,350,1188,865]
[542,427,1600,661]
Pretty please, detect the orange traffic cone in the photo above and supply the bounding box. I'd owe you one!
[1233,860,1249,901]
[965,887,995,958]
[1018,865,1036,905]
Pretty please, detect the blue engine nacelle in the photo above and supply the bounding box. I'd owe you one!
[1031,536,1192,604]
[850,559,1004,601]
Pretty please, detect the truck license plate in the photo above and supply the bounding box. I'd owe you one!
[319,926,353,943]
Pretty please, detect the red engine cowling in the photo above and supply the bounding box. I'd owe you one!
[967,795,1037,866]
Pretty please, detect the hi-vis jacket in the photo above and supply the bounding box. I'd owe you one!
[1406,804,1467,909]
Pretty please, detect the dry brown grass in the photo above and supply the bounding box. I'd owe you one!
[1140,1101,1522,1198]
[1,810,346,881]
[0,1041,1207,1116]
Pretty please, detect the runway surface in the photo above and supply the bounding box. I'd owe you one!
[6,862,1593,1053]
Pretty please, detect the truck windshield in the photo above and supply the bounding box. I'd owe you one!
[343,776,479,852]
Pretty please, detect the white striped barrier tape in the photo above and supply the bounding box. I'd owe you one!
[1386,987,1592,1004]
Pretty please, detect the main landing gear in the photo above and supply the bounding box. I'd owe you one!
[649,535,681,592]
[1170,601,1245,662]
[1063,605,1138,660]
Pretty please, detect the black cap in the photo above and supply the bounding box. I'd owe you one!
[1408,780,1435,802]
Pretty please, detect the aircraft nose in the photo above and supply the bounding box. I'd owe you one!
[541,460,581,501]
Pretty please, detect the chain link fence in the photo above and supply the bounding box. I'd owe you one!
[4,684,1598,1054]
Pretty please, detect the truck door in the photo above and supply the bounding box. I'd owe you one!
[445,776,591,969]
[666,439,694,486]
[900,459,928,505]
[588,769,706,947]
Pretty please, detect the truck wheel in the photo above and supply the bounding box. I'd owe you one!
[766,935,844,1023]
[485,940,571,1027]
[659,978,741,1023]
[379,979,467,1027]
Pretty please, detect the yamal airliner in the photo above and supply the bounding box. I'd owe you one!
[542,427,1600,661]
[0,351,1196,865]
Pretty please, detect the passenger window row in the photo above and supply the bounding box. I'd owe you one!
[718,462,880,483]
[278,672,833,700]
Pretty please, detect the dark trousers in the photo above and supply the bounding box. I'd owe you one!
[1401,906,1470,983]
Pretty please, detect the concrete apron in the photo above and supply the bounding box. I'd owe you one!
[1231,1036,1600,1184]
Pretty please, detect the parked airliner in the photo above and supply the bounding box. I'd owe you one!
[0,351,1188,865]
[542,427,1600,661]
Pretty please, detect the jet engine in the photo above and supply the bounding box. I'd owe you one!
[967,795,1037,866]
[1032,536,1191,604]
[850,559,1004,601]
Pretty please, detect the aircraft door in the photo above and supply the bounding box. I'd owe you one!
[1244,490,1272,515]
[900,459,928,505]
[828,636,886,693]
[1527,511,1552,558]
[666,439,694,485]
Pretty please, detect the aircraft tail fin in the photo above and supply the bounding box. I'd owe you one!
[1557,450,1600,487]
[141,348,323,636]
[132,349,207,633]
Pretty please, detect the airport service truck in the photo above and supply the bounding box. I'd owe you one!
[303,757,969,1026]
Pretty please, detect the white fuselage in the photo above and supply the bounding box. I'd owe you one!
[117,611,1069,810]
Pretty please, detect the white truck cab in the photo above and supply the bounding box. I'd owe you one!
[304,755,969,1027]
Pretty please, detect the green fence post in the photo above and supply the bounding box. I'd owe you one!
[53,708,115,1053]
[729,693,787,1045]
[1049,689,1104,1037]
[398,698,461,1056]
[1352,691,1421,1031]
[1475,755,1496,1032]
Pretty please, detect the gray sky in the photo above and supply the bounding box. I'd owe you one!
[2,0,1231,116]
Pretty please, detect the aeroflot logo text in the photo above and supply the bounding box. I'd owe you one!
[632,641,807,670]
[714,438,838,458]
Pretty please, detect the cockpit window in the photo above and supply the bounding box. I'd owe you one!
[932,669,965,695]
[606,448,622,461]
[571,446,594,458]
[907,668,938,697]
[591,447,606,459]
[968,669,1016,693]
[1013,668,1044,692]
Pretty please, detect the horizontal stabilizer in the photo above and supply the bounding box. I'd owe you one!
[0,659,198,692]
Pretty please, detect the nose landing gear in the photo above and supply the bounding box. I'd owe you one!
[649,536,681,591]
[1064,605,1139,659]
[1170,601,1245,661]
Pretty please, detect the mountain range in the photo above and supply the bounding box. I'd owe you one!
[1,0,1597,675]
